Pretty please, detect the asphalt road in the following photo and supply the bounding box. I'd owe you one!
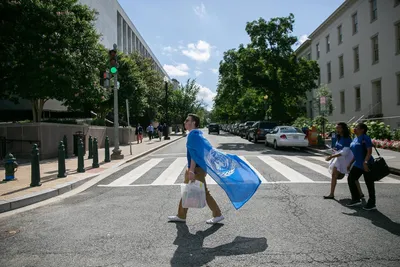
[1,130,400,267]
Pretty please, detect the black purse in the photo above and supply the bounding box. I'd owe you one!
[362,137,390,181]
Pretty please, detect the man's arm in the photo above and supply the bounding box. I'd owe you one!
[188,159,196,180]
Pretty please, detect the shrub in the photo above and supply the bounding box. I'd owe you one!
[292,117,312,129]
[393,129,400,141]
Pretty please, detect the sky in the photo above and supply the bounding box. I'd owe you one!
[118,0,345,110]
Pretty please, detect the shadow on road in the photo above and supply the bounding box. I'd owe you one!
[170,223,268,267]
[337,198,400,236]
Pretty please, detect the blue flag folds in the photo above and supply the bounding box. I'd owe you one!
[187,129,262,210]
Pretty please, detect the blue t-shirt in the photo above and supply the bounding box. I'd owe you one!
[335,136,352,151]
[187,150,192,168]
[350,134,374,170]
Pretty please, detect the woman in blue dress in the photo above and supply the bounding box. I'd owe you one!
[324,122,364,199]
[346,123,376,210]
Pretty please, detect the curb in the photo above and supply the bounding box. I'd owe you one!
[0,135,185,213]
[304,147,400,176]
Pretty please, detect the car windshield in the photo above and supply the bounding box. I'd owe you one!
[260,122,277,129]
[246,122,254,126]
[280,127,303,133]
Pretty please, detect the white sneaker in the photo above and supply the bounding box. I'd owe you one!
[206,215,224,224]
[168,215,186,223]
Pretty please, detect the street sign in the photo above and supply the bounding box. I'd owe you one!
[320,96,326,105]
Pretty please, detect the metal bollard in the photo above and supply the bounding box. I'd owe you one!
[63,135,68,159]
[57,141,67,178]
[77,138,85,173]
[92,137,99,168]
[88,135,93,159]
[30,144,41,187]
[105,136,110,162]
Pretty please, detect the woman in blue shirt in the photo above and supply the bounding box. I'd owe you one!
[346,123,376,210]
[324,122,364,199]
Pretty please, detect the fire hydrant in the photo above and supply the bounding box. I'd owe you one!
[4,153,18,181]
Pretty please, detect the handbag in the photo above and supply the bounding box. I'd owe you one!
[362,137,390,181]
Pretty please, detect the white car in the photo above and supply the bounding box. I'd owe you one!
[265,126,309,149]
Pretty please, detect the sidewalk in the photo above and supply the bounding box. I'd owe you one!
[0,134,185,213]
[305,140,400,176]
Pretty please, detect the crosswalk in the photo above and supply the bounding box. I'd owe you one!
[98,155,400,187]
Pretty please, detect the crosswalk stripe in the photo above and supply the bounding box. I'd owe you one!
[108,158,163,186]
[258,155,314,183]
[205,175,217,185]
[238,156,268,183]
[152,157,187,185]
[309,156,328,162]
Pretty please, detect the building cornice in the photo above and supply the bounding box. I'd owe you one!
[308,0,358,39]
[294,39,311,54]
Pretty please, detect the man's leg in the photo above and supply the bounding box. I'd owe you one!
[194,167,222,217]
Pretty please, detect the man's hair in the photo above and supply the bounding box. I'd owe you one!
[188,113,200,128]
[357,123,368,134]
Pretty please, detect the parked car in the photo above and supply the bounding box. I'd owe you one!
[241,121,255,138]
[208,123,220,134]
[247,121,278,143]
[265,126,309,149]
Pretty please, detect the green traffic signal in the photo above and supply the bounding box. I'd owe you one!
[110,67,117,74]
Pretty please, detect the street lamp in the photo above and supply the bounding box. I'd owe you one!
[163,76,170,140]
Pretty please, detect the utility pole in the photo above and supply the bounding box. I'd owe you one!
[126,99,132,155]
[110,44,124,160]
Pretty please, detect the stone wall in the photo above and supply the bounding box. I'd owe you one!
[0,123,136,160]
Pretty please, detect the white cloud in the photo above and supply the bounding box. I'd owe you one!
[181,40,211,62]
[163,64,189,77]
[210,68,218,74]
[193,3,206,18]
[298,34,309,45]
[194,70,203,77]
[197,84,216,111]
[163,46,177,52]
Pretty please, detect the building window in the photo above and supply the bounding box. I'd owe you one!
[326,35,330,53]
[327,62,331,83]
[396,22,400,54]
[353,46,360,72]
[316,43,320,59]
[307,52,311,60]
[397,74,400,105]
[339,55,344,78]
[371,35,379,64]
[352,13,358,35]
[370,0,377,22]
[338,25,343,44]
[355,87,361,111]
[340,91,345,114]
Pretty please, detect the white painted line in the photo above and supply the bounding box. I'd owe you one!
[205,175,217,185]
[283,156,330,178]
[108,158,163,186]
[152,157,187,185]
[258,156,314,183]
[376,177,400,183]
[238,155,268,183]
[309,156,328,162]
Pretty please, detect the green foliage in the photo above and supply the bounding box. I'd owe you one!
[349,121,392,140]
[292,117,313,128]
[212,13,319,123]
[0,0,108,122]
[393,129,400,141]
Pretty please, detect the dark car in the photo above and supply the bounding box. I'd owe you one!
[248,121,278,143]
[241,121,255,138]
[208,123,220,134]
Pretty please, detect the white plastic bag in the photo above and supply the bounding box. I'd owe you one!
[181,180,206,209]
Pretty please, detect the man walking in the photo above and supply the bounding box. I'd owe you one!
[168,114,224,224]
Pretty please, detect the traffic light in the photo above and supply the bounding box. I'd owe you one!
[109,49,118,74]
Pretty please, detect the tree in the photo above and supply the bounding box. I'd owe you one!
[213,14,319,123]
[169,79,203,130]
[0,0,108,122]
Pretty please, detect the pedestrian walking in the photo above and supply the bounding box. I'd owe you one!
[157,123,163,141]
[147,124,154,141]
[324,122,364,199]
[168,113,261,224]
[346,123,377,210]
[136,124,143,144]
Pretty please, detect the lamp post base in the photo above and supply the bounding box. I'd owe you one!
[163,136,170,140]
[111,149,124,160]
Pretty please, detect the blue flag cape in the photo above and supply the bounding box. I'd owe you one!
[186,129,261,210]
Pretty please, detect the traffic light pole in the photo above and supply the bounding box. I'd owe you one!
[110,44,124,160]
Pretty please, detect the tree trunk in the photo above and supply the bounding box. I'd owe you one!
[31,99,47,122]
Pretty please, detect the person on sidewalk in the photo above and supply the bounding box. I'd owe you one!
[147,124,154,141]
[346,123,377,210]
[324,122,364,199]
[135,124,143,144]
[168,114,224,224]
[157,123,163,141]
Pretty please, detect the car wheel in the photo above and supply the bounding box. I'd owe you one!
[217,131,220,135]
[248,134,251,141]
[274,140,279,150]
[265,140,268,147]
[253,136,257,143]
